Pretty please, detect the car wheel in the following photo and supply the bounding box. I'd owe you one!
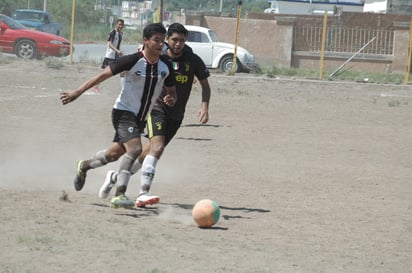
[15,40,37,59]
[219,55,241,73]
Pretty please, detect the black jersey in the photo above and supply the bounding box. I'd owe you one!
[153,48,210,120]
[109,52,176,122]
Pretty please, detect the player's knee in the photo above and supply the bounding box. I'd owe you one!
[150,143,165,157]
[128,146,142,159]
[105,150,123,162]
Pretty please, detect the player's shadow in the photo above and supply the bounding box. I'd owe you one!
[176,123,221,141]
[181,123,221,128]
[219,205,271,220]
[175,137,212,141]
[92,202,159,218]
[197,226,228,230]
[92,202,270,222]
[166,203,271,221]
[219,205,271,213]
[164,202,193,210]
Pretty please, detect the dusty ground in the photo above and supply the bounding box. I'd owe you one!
[0,58,411,273]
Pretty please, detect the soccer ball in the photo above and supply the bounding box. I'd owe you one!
[192,199,220,228]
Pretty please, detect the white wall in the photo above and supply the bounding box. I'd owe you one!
[363,0,389,13]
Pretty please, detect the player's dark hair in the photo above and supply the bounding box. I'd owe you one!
[143,23,166,39]
[116,19,124,25]
[167,23,188,37]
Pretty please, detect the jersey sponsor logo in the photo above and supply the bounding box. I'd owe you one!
[185,64,190,72]
[176,74,189,84]
[128,127,134,133]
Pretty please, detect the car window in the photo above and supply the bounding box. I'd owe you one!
[209,30,220,43]
[0,15,26,29]
[13,11,42,21]
[187,31,210,43]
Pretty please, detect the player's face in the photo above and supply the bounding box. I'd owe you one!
[115,21,124,31]
[144,33,166,56]
[166,33,186,56]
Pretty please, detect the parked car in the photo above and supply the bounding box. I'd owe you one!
[0,14,71,59]
[11,9,62,35]
[264,7,278,13]
[184,25,257,73]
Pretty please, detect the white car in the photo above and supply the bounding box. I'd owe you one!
[184,25,257,73]
[264,8,278,13]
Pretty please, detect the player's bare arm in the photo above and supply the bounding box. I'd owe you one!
[198,79,211,123]
[60,68,113,105]
[163,85,177,107]
[109,41,122,56]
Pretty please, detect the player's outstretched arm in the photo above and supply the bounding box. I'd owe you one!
[60,68,113,105]
[198,79,211,124]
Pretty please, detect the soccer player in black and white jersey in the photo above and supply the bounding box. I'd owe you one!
[101,19,124,69]
[93,19,124,93]
[60,23,177,208]
[99,23,211,207]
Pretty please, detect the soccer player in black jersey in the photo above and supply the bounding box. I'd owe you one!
[60,23,177,208]
[99,23,211,207]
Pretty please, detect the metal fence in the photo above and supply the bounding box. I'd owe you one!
[294,25,394,55]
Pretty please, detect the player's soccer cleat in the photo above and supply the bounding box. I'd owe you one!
[110,194,135,209]
[74,160,86,191]
[99,170,116,199]
[135,193,160,207]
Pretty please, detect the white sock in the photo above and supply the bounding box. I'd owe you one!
[140,155,158,195]
[130,159,142,175]
[112,157,141,182]
[117,169,131,187]
[89,150,107,168]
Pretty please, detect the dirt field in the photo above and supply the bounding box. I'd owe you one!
[0,59,411,273]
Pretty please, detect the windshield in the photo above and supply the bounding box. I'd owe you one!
[0,15,27,30]
[13,11,45,22]
[209,30,220,43]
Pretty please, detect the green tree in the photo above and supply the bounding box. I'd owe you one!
[1,0,269,41]
[0,0,104,37]
[166,0,268,14]
[46,0,104,37]
[0,0,44,15]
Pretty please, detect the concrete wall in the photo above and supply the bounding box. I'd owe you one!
[184,12,411,73]
[201,16,293,67]
[185,16,298,68]
[393,24,411,72]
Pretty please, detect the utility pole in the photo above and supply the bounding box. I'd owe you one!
[219,0,223,14]
[157,0,163,24]
[230,1,242,75]
[43,0,48,11]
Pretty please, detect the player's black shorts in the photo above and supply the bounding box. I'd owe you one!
[147,109,182,146]
[101,57,116,69]
[111,109,145,144]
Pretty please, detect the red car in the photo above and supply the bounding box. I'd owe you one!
[0,14,71,59]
